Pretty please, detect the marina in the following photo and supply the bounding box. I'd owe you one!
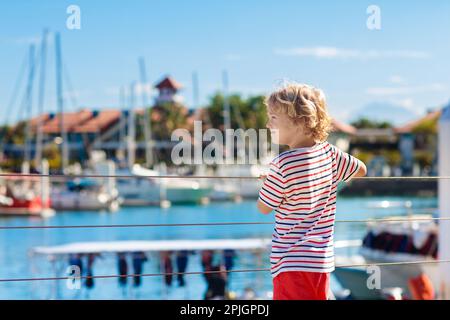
[0,196,439,299]
[0,1,449,303]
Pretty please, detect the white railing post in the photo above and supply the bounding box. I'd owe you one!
[438,104,450,299]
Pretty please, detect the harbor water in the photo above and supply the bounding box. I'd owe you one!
[0,196,437,299]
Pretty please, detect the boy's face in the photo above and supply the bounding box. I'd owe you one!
[266,109,300,146]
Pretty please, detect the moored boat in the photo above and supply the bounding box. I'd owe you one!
[334,214,439,299]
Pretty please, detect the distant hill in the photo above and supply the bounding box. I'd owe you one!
[350,102,419,126]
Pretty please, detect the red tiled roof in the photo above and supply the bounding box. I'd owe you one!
[394,109,441,134]
[73,110,122,133]
[331,119,357,135]
[155,76,182,90]
[41,110,93,134]
[28,114,52,132]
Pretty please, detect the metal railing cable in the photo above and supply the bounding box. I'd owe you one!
[0,217,448,231]
[0,173,449,180]
[0,171,446,284]
[1,259,450,283]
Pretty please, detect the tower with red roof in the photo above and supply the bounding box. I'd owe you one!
[154,76,183,104]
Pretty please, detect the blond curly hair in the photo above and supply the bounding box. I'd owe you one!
[265,82,332,142]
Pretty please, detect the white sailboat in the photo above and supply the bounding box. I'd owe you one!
[214,164,266,199]
[117,163,211,206]
[48,33,120,212]
[0,161,54,217]
[0,35,53,218]
[51,152,121,211]
[50,179,120,212]
[334,214,440,299]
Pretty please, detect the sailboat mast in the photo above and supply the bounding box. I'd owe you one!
[222,70,231,132]
[138,57,153,167]
[119,86,126,160]
[222,70,233,162]
[55,32,68,172]
[24,44,36,165]
[35,29,48,168]
[127,82,136,169]
[192,71,199,109]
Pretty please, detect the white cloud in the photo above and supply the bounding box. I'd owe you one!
[14,36,41,46]
[134,82,153,96]
[275,47,358,59]
[224,54,242,61]
[388,98,422,115]
[389,75,406,84]
[366,83,446,95]
[274,46,430,60]
[393,98,414,109]
[10,32,55,46]
[63,90,82,100]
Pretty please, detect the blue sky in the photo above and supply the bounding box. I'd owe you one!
[1,0,449,125]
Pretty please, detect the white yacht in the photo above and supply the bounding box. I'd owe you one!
[214,164,266,199]
[50,153,121,212]
[334,214,439,299]
[51,179,120,211]
[117,164,212,206]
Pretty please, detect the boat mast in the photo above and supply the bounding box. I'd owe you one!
[35,29,48,168]
[192,71,209,174]
[138,57,153,168]
[192,71,199,110]
[222,70,246,163]
[118,86,126,162]
[222,70,231,133]
[127,82,136,169]
[55,32,69,172]
[222,70,233,163]
[24,44,36,167]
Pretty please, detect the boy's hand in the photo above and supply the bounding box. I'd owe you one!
[259,174,267,180]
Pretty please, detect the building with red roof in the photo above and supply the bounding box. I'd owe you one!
[154,76,184,104]
[394,108,442,176]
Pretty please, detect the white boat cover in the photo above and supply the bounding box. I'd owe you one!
[32,238,272,255]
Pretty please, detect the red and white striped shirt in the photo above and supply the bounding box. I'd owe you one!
[258,141,362,277]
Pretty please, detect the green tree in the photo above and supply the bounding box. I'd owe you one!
[351,118,393,129]
[204,93,267,131]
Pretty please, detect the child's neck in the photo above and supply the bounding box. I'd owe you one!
[289,137,318,149]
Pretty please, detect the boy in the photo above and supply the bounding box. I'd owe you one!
[257,83,367,300]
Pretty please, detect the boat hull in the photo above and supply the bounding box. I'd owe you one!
[50,191,120,211]
[118,177,212,206]
[120,186,211,205]
[334,254,439,299]
[0,197,53,217]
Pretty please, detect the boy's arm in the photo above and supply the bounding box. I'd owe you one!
[256,165,286,214]
[257,198,273,214]
[332,144,367,182]
[257,175,274,214]
[353,160,367,178]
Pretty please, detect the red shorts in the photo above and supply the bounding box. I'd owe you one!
[273,271,330,300]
